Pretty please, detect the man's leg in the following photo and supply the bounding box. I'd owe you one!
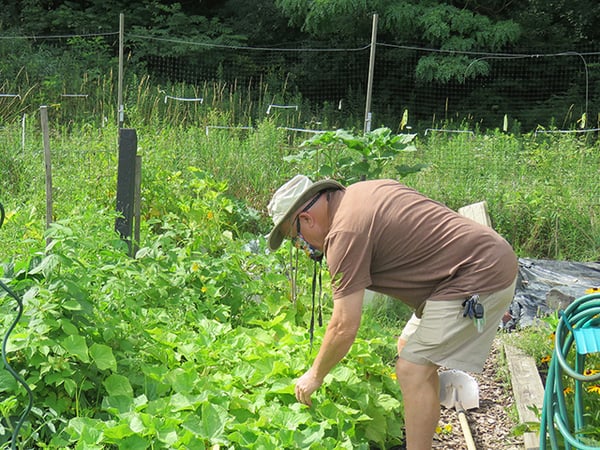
[396,357,440,450]
[397,337,407,354]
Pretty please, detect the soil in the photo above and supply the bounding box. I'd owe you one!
[433,339,524,449]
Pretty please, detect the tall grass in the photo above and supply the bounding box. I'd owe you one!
[401,131,600,260]
[1,84,598,262]
[126,73,343,131]
[2,47,360,133]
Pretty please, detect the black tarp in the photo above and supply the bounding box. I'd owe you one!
[504,258,600,329]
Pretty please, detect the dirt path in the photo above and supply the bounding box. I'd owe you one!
[433,339,525,449]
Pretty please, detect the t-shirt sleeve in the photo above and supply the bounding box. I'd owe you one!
[326,230,373,300]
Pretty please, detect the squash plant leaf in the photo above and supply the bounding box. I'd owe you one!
[183,402,228,441]
[104,374,133,397]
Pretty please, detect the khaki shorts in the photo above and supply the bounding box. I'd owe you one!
[399,278,516,373]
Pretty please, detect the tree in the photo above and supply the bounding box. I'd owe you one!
[202,0,299,45]
[507,0,600,51]
[274,0,521,83]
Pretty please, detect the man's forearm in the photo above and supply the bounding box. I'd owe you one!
[310,317,359,380]
[310,290,364,379]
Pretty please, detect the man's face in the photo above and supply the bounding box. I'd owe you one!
[287,194,323,260]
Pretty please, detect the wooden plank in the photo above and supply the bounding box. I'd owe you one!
[133,155,142,256]
[504,344,545,450]
[458,201,492,227]
[461,202,542,448]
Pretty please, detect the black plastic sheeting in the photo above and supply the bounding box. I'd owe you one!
[504,258,600,330]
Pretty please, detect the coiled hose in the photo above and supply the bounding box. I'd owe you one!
[1,201,34,449]
[540,293,600,449]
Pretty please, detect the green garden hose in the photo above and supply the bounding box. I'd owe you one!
[1,200,34,449]
[540,293,600,449]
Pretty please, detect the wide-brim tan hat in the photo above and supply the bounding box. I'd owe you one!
[267,175,344,250]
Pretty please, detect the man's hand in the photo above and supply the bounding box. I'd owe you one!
[295,369,323,406]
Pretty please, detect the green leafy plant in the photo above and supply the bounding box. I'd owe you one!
[0,167,405,449]
[284,127,424,184]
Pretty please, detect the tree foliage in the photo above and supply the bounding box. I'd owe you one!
[3,0,597,54]
[275,0,377,42]
[0,0,597,130]
[506,0,600,51]
[275,0,521,82]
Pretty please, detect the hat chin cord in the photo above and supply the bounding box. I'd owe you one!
[289,241,323,353]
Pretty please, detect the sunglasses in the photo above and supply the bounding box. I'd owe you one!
[291,192,323,262]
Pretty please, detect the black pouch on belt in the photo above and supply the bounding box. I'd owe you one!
[462,294,485,332]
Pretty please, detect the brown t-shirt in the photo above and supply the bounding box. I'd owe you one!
[324,180,518,311]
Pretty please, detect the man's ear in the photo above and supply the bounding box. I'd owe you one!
[299,212,314,227]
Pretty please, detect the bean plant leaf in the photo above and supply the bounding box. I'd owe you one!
[62,334,89,363]
[28,253,61,277]
[90,343,117,371]
[63,378,77,397]
[0,370,18,392]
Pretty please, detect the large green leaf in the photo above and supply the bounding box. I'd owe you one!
[165,367,197,394]
[183,402,228,441]
[104,374,133,397]
[65,417,105,445]
[0,370,18,392]
[90,343,117,371]
[115,435,151,450]
[61,334,89,363]
[102,423,134,440]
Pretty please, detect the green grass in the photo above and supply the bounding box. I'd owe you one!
[401,131,600,260]
[3,119,598,262]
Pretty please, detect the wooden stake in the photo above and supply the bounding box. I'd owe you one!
[40,106,53,245]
